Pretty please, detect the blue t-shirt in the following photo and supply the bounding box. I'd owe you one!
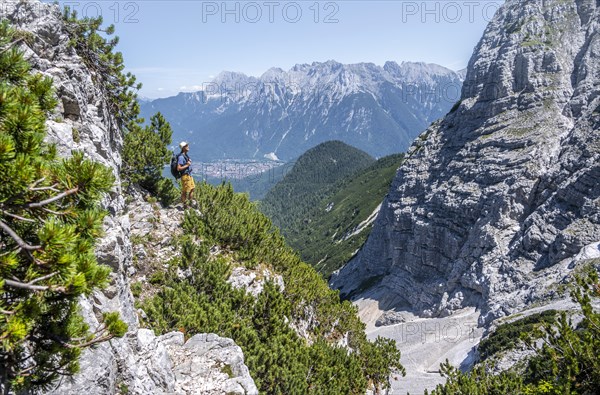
[177,153,192,175]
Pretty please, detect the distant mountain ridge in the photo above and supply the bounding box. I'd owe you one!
[140,60,464,161]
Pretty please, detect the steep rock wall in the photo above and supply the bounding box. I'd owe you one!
[331,0,600,325]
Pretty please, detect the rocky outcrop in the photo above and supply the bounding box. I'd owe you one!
[165,333,258,395]
[47,329,258,395]
[127,187,184,279]
[227,266,285,297]
[331,0,600,325]
[48,193,259,395]
[1,1,257,394]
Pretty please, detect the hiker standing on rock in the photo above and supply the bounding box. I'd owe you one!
[177,141,195,207]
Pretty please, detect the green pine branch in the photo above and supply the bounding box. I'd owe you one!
[0,20,126,393]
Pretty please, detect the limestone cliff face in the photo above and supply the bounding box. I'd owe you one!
[1,1,257,394]
[331,0,600,325]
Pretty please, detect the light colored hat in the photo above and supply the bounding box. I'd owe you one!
[179,141,188,149]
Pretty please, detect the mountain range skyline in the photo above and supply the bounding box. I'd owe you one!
[138,59,468,101]
[140,59,464,161]
[51,0,501,99]
[4,1,599,394]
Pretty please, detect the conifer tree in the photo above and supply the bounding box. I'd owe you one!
[0,21,126,393]
[121,112,177,205]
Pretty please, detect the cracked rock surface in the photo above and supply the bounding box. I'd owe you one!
[331,0,600,326]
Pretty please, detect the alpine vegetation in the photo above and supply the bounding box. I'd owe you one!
[141,182,405,394]
[0,21,126,393]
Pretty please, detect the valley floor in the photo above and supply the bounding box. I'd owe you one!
[358,296,582,395]
[357,298,483,395]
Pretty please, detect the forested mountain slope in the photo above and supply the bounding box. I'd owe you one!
[260,141,375,231]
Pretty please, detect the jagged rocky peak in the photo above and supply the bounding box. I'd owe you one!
[309,59,344,73]
[331,0,600,325]
[214,60,463,93]
[260,66,287,83]
[211,70,258,88]
[384,61,462,83]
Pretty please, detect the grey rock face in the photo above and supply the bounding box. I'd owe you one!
[126,186,185,275]
[166,333,258,395]
[227,266,285,297]
[375,311,406,327]
[48,329,258,395]
[2,1,257,393]
[1,1,123,176]
[331,0,600,325]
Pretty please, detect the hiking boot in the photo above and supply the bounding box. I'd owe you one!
[174,203,185,212]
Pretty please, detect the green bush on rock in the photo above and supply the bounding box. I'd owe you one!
[0,21,126,393]
[142,182,405,394]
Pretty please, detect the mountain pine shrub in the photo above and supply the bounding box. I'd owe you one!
[142,182,405,394]
[0,21,126,393]
[428,268,600,395]
[121,112,178,205]
[478,310,558,361]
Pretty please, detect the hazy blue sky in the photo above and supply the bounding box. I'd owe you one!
[53,1,505,98]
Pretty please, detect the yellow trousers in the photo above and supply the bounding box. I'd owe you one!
[181,174,195,194]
